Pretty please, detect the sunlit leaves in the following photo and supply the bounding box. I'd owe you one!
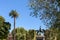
[12,27,26,40]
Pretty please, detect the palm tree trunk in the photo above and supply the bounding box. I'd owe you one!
[55,36,57,40]
[14,17,16,40]
[54,35,57,40]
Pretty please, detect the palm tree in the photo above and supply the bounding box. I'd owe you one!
[9,10,18,40]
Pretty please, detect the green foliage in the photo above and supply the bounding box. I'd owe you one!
[29,0,60,40]
[26,32,31,40]
[44,26,60,40]
[26,30,36,40]
[29,30,35,39]
[0,16,11,39]
[29,0,60,27]
[0,16,5,27]
[9,10,19,18]
[12,27,36,40]
[12,27,26,40]
[29,1,60,40]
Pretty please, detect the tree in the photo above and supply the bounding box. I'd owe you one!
[29,0,60,27]
[9,10,19,40]
[49,23,60,40]
[0,16,11,39]
[29,1,60,40]
[0,16,5,27]
[11,27,36,40]
[26,30,36,40]
[26,31,31,40]
[12,27,26,40]
[44,25,60,40]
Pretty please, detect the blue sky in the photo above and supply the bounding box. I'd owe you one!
[0,0,46,31]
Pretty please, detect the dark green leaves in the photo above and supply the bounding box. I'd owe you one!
[9,10,19,18]
[0,16,11,39]
[29,0,60,27]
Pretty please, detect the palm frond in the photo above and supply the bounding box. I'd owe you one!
[9,10,19,18]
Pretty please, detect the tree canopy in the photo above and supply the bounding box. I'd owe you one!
[11,27,36,40]
[29,0,60,40]
[29,0,60,27]
[0,16,11,39]
[12,27,26,40]
[9,10,19,18]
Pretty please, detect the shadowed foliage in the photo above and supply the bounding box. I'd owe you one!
[0,16,11,39]
[29,0,60,27]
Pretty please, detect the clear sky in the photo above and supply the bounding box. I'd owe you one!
[0,0,46,31]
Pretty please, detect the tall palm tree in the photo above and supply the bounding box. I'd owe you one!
[9,10,18,40]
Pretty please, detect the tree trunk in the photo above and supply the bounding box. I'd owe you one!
[14,17,16,40]
[55,36,57,40]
